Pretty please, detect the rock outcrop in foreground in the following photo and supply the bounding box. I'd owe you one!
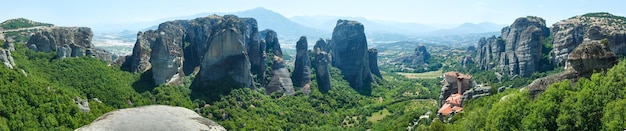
[476,16,549,77]
[27,27,113,62]
[76,105,225,131]
[331,20,375,91]
[550,12,626,66]
[527,34,618,97]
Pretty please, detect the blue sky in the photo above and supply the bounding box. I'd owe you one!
[1,0,624,31]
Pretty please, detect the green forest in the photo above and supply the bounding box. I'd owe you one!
[0,41,443,130]
[3,38,626,130]
[441,59,626,131]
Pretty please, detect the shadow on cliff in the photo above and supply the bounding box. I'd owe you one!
[132,69,156,93]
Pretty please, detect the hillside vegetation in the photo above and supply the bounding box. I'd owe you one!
[0,44,192,130]
[441,59,626,130]
[0,40,443,130]
[0,18,53,30]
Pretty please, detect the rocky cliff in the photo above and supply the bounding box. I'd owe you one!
[368,48,382,78]
[121,31,156,73]
[266,56,295,95]
[26,27,113,61]
[123,15,260,87]
[76,105,225,131]
[150,21,186,85]
[550,12,626,66]
[476,16,549,77]
[192,16,256,90]
[292,36,311,88]
[314,38,332,93]
[0,48,15,69]
[262,30,294,95]
[395,45,431,66]
[527,35,618,97]
[331,19,374,91]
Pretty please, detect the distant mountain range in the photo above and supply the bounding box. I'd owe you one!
[290,15,439,34]
[101,7,505,42]
[428,22,506,35]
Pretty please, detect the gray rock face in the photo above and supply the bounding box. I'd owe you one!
[261,30,294,95]
[566,38,618,76]
[461,86,491,103]
[413,45,431,65]
[124,15,260,87]
[193,25,254,89]
[73,97,90,113]
[461,55,474,68]
[76,105,226,131]
[293,36,311,88]
[550,13,626,66]
[476,36,505,70]
[368,48,382,78]
[331,19,374,91]
[3,39,14,51]
[476,16,549,77]
[246,19,265,86]
[121,31,156,73]
[0,48,15,69]
[150,22,185,86]
[261,29,283,57]
[266,56,295,95]
[527,38,618,97]
[26,27,113,61]
[314,39,332,92]
[395,45,431,66]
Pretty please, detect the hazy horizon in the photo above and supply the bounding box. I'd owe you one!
[2,0,625,33]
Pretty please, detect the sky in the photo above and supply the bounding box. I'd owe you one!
[1,0,624,32]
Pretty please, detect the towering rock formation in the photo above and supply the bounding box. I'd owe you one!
[314,38,332,92]
[476,36,505,70]
[527,33,618,97]
[76,105,226,131]
[246,20,265,86]
[26,27,113,61]
[121,31,156,73]
[395,45,430,67]
[266,56,295,95]
[121,15,260,88]
[150,22,185,85]
[331,19,375,91]
[551,12,626,66]
[476,16,549,77]
[261,30,294,95]
[191,15,256,90]
[412,45,431,65]
[292,36,311,88]
[368,48,382,78]
[261,29,283,57]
